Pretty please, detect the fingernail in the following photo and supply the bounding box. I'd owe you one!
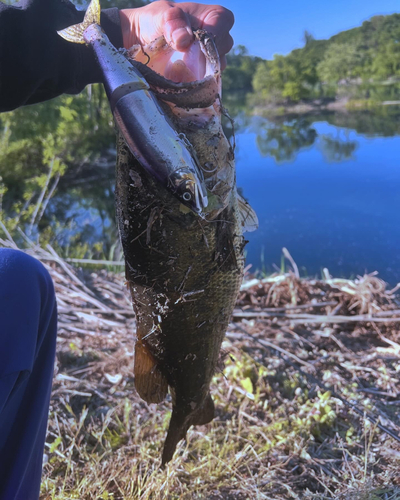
[172,27,193,49]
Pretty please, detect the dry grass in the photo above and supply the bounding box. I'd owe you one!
[1,235,400,499]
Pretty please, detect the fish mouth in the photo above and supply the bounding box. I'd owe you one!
[164,40,208,83]
[127,30,221,90]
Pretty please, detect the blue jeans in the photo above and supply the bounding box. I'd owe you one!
[0,249,57,500]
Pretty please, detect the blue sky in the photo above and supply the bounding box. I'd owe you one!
[177,0,400,59]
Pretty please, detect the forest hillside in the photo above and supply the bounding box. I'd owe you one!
[225,13,400,102]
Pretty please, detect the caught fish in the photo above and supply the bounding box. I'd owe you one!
[59,0,258,465]
[115,30,258,464]
[58,0,208,214]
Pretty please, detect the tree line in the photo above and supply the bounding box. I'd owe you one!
[223,13,400,102]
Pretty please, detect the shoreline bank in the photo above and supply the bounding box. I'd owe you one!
[1,235,399,499]
[251,96,400,117]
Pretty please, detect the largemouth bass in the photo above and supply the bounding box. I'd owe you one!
[59,0,257,465]
[116,32,257,465]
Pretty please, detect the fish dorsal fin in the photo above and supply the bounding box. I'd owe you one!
[134,340,168,404]
[57,0,101,44]
[237,193,258,233]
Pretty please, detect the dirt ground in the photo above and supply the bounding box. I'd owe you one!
[1,237,399,499]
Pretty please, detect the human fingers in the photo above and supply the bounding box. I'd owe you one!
[215,33,234,58]
[120,2,195,51]
[200,5,235,56]
[160,5,194,51]
[121,2,234,67]
[220,54,227,71]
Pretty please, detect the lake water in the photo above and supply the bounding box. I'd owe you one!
[51,109,400,284]
[235,112,400,283]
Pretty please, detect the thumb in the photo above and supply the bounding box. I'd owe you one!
[162,6,194,51]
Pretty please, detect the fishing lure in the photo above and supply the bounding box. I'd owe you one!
[58,0,208,214]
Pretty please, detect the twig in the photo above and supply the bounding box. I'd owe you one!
[356,388,397,398]
[234,329,400,445]
[46,244,99,300]
[16,226,36,247]
[238,302,338,313]
[0,220,16,245]
[57,306,134,316]
[65,258,125,266]
[282,247,300,279]
[226,330,314,370]
[233,309,400,323]
[37,172,61,224]
[29,158,54,234]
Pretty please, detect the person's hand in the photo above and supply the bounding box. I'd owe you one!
[119,1,234,70]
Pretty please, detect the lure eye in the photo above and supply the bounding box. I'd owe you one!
[168,170,206,213]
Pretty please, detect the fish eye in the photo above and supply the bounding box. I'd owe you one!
[182,192,192,201]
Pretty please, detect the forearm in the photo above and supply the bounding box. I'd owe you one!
[0,0,123,112]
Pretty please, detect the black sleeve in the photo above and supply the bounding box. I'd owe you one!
[0,0,123,112]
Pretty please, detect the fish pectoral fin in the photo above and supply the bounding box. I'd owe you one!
[237,193,259,233]
[57,0,101,44]
[134,340,168,404]
[162,394,215,466]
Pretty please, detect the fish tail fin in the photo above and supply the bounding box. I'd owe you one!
[57,0,101,44]
[134,340,168,404]
[162,393,215,466]
[191,393,215,426]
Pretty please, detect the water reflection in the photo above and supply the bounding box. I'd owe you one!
[46,167,118,257]
[248,116,359,163]
[41,106,400,282]
[324,108,400,137]
[318,133,357,162]
[254,118,317,162]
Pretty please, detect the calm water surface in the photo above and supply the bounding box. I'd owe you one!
[235,113,400,283]
[51,109,400,284]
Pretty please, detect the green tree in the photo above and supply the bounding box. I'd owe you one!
[303,30,315,46]
[252,12,400,104]
[317,42,363,83]
[223,46,263,92]
[253,50,320,102]
[371,42,400,78]
[0,84,115,238]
